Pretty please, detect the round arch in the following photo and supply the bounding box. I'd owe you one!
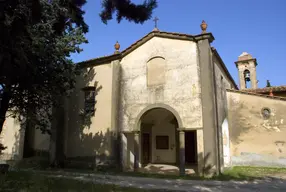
[134,103,183,131]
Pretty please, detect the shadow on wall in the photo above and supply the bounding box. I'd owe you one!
[1,118,25,161]
[65,129,118,170]
[62,67,119,170]
[121,132,215,176]
[228,98,286,144]
[198,151,216,175]
[228,100,258,144]
[227,93,286,167]
[2,119,45,169]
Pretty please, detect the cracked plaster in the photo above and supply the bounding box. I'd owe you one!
[118,37,202,131]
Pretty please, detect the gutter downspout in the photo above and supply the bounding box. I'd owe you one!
[211,52,221,175]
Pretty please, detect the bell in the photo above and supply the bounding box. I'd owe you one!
[244,70,251,82]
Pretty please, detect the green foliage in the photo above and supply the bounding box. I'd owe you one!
[0,0,157,134]
[0,0,88,134]
[100,0,158,24]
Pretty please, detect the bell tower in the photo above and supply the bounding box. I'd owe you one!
[235,52,258,89]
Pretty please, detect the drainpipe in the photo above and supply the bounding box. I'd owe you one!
[211,50,221,175]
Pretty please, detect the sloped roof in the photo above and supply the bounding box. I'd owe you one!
[77,30,214,68]
[227,88,286,101]
[245,86,286,93]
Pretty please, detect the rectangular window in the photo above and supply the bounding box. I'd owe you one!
[156,136,169,150]
[83,87,96,114]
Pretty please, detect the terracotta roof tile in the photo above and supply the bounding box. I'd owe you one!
[245,86,286,93]
[227,89,286,101]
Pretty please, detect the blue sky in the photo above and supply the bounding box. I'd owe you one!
[71,0,286,88]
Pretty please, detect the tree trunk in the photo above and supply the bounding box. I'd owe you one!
[0,91,11,134]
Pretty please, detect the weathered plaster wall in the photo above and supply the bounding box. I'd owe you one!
[0,114,49,161]
[151,122,176,164]
[119,36,202,132]
[227,91,286,166]
[65,61,120,164]
[213,56,233,168]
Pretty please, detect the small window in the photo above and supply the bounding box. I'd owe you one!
[156,136,169,150]
[83,87,96,114]
[261,107,271,119]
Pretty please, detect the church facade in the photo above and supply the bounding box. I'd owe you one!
[1,21,286,175]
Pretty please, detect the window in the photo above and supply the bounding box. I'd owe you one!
[156,136,169,150]
[261,107,271,120]
[83,87,96,114]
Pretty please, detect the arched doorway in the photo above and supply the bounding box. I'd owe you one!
[222,118,231,167]
[139,107,179,166]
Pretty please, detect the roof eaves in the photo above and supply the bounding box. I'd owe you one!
[226,89,286,101]
[75,31,215,68]
[245,86,286,93]
[211,47,238,90]
[76,53,122,68]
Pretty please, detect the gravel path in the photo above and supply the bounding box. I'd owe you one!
[40,171,286,192]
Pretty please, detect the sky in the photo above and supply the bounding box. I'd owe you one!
[70,0,286,88]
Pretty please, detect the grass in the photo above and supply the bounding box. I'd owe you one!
[41,166,286,181]
[1,167,286,191]
[0,171,168,192]
[218,166,286,180]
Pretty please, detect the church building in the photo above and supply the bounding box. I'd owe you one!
[1,21,286,176]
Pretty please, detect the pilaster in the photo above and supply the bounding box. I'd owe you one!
[134,131,140,171]
[111,59,121,165]
[179,130,185,176]
[197,37,219,175]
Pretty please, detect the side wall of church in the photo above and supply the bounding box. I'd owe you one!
[65,61,120,166]
[0,116,24,160]
[119,36,202,132]
[213,55,233,168]
[0,114,49,161]
[227,91,286,167]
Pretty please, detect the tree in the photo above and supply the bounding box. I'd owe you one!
[0,0,158,134]
[266,80,272,87]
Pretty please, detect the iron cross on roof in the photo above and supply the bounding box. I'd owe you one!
[153,16,159,28]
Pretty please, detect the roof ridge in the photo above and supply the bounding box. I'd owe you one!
[77,31,214,67]
[245,85,286,93]
[226,89,286,101]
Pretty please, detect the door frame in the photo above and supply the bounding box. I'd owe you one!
[141,132,152,166]
[185,130,198,165]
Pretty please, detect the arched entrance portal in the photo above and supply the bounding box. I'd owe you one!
[140,108,179,165]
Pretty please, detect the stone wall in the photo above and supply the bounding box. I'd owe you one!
[119,36,202,132]
[227,90,286,167]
